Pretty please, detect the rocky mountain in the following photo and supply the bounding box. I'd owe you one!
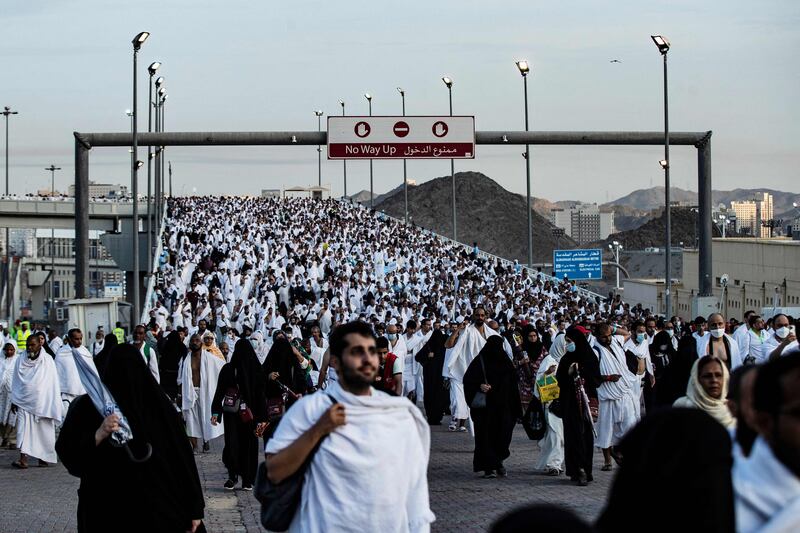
[375,171,577,263]
[349,182,418,206]
[593,206,722,250]
[603,186,797,216]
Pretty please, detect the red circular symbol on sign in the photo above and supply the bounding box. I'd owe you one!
[354,121,371,138]
[393,121,410,138]
[432,121,448,137]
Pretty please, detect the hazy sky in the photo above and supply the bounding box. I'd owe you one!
[2,0,798,201]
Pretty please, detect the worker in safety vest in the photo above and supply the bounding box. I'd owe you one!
[15,321,31,353]
[113,322,126,344]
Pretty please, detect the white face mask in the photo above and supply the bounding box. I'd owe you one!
[775,326,790,339]
[710,328,725,339]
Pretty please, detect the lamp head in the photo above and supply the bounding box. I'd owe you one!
[158,87,166,97]
[148,61,161,76]
[651,35,670,54]
[515,60,530,76]
[125,109,133,117]
[315,110,323,117]
[441,76,453,88]
[338,100,344,107]
[659,159,668,169]
[132,31,150,51]
[155,77,165,88]
[135,160,144,169]
[396,87,404,96]
[364,93,372,101]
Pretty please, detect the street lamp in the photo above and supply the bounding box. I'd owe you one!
[315,110,324,187]
[45,164,61,319]
[2,106,18,321]
[397,87,409,224]
[652,34,671,317]
[131,31,149,318]
[441,76,456,241]
[146,61,161,265]
[339,100,347,199]
[364,93,373,208]
[516,59,533,268]
[608,240,623,291]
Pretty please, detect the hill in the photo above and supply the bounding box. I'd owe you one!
[593,206,722,250]
[375,171,577,263]
[603,186,797,215]
[349,182,417,206]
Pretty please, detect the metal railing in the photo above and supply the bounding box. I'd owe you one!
[139,206,169,325]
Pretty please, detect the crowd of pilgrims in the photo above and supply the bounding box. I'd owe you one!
[1,195,797,531]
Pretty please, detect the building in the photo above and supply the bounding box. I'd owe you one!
[730,192,773,238]
[624,238,800,318]
[549,203,615,245]
[0,228,36,256]
[67,181,129,199]
[261,189,281,198]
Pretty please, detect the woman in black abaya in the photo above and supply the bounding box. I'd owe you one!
[464,336,522,478]
[56,345,205,532]
[159,330,188,403]
[556,325,602,486]
[211,338,265,490]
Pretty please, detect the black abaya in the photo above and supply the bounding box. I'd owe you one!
[211,364,258,485]
[56,345,205,532]
[415,329,447,424]
[463,336,522,473]
[556,327,602,480]
[159,330,188,402]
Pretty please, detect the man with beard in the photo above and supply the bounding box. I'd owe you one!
[266,321,434,532]
[734,353,800,532]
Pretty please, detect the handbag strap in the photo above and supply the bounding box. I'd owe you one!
[478,353,488,385]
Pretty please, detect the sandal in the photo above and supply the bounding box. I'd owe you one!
[11,460,28,469]
[546,468,560,476]
[37,460,49,467]
[601,463,613,471]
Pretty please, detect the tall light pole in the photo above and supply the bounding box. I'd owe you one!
[315,110,324,187]
[364,93,373,208]
[131,30,150,318]
[339,100,347,199]
[2,106,18,321]
[45,165,61,318]
[160,93,167,223]
[608,240,622,291]
[442,76,456,241]
[516,60,533,268]
[397,87,408,224]
[146,61,160,265]
[652,34,671,317]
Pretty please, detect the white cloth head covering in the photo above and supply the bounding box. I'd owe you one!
[674,357,735,429]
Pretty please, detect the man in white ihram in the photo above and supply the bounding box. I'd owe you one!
[266,321,434,532]
[54,329,88,415]
[10,333,62,468]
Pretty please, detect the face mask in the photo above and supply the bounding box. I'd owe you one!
[710,328,725,339]
[565,342,576,353]
[636,333,646,343]
[665,329,674,338]
[387,333,397,341]
[776,326,790,339]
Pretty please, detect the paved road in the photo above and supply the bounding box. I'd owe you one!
[0,424,612,532]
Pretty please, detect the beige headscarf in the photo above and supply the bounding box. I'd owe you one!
[673,357,736,429]
[202,331,225,361]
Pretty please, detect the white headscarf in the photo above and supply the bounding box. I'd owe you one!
[674,357,735,429]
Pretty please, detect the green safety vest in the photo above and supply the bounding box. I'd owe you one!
[16,330,31,351]
[113,327,125,343]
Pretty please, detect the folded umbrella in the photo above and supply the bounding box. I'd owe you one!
[71,347,152,463]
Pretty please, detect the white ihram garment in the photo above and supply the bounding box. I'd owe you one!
[178,350,224,441]
[266,382,435,533]
[534,354,564,472]
[11,352,62,463]
[594,341,639,449]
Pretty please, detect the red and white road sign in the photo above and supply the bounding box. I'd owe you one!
[327,116,475,159]
[393,121,410,138]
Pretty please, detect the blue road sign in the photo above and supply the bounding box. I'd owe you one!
[553,249,602,280]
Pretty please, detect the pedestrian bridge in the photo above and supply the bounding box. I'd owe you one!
[0,198,152,231]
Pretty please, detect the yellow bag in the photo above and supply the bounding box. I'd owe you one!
[536,374,560,403]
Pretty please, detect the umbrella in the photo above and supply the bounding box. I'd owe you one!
[71,347,152,463]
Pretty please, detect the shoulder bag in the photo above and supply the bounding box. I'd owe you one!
[255,393,336,532]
